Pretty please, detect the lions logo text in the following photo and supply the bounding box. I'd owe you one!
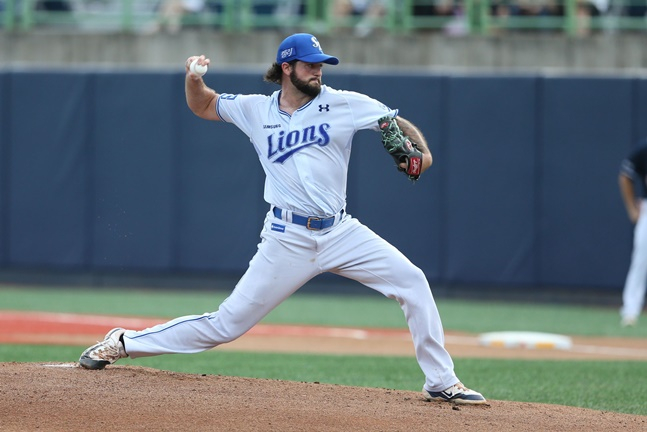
[267,123,331,163]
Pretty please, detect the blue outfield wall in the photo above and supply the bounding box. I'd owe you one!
[0,73,6,267]
[539,78,635,288]
[8,72,91,267]
[444,76,539,286]
[0,70,642,292]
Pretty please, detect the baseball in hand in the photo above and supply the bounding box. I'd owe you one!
[190,59,208,76]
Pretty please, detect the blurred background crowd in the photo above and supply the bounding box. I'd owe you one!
[1,0,646,37]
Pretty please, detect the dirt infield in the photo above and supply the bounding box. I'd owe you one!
[1,311,646,431]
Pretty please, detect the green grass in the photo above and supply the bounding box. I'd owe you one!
[1,285,647,416]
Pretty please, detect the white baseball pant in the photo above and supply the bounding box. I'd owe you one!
[123,208,460,392]
[621,199,647,320]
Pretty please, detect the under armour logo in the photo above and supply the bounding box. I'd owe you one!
[318,104,330,112]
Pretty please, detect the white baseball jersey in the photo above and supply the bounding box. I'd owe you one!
[216,85,398,216]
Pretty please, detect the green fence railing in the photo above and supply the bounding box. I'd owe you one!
[0,0,646,35]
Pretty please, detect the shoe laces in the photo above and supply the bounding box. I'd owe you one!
[92,339,124,361]
[449,383,471,394]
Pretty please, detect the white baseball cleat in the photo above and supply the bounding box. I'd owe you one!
[423,383,487,405]
[78,328,128,370]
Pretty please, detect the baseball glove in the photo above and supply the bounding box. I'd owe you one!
[378,116,423,181]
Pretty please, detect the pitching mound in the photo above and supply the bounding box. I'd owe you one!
[1,362,645,431]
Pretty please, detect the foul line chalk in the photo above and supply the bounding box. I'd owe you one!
[478,331,573,350]
[41,363,79,368]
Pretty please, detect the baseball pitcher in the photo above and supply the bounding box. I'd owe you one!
[79,33,486,405]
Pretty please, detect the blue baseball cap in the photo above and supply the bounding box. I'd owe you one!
[276,33,340,65]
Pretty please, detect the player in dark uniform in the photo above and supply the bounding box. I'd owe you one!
[618,139,647,327]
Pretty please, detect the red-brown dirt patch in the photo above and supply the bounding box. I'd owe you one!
[1,363,646,432]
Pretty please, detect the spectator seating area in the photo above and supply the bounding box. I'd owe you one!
[1,0,646,36]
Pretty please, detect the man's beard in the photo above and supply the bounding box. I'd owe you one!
[290,70,321,97]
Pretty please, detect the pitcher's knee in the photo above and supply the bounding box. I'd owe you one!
[403,265,428,286]
[213,326,247,344]
[387,266,431,299]
[203,313,251,344]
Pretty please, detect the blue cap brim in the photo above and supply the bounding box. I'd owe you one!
[296,53,340,65]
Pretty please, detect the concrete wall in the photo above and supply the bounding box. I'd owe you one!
[2,30,647,73]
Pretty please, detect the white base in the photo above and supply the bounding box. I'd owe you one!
[478,331,572,350]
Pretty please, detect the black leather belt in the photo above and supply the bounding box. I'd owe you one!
[273,207,342,231]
